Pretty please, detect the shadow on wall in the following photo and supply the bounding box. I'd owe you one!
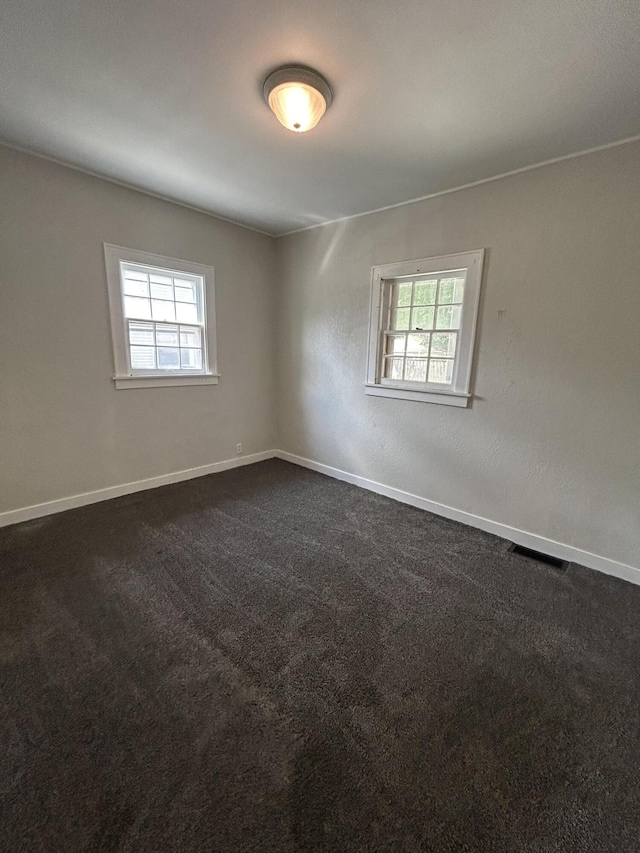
[284,221,381,472]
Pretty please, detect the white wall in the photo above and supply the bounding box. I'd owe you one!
[276,141,640,569]
[0,146,277,514]
[2,141,639,573]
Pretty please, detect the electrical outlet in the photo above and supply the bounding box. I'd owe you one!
[236,443,243,455]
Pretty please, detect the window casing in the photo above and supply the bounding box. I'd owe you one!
[104,245,218,389]
[366,250,484,407]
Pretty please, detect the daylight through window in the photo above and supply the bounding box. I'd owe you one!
[121,263,206,373]
[384,271,465,386]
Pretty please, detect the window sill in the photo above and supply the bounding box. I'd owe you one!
[114,373,220,390]
[364,383,470,407]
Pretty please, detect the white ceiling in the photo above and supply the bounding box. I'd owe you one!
[2,0,639,235]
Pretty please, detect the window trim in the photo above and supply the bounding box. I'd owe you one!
[104,244,219,389]
[365,250,485,407]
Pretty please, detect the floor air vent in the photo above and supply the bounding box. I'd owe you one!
[508,543,568,571]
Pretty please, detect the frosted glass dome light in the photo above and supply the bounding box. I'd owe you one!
[263,66,332,133]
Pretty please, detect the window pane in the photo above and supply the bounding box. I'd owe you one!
[157,347,180,370]
[392,283,412,307]
[390,308,410,330]
[406,333,430,355]
[404,358,427,382]
[124,269,148,282]
[174,282,197,303]
[438,277,465,304]
[150,281,173,300]
[412,306,435,330]
[180,326,201,348]
[436,305,461,329]
[130,345,156,369]
[384,357,404,380]
[128,321,154,345]
[414,281,437,305]
[123,278,149,298]
[428,359,454,384]
[438,279,455,304]
[385,334,405,355]
[155,324,179,346]
[124,296,152,320]
[152,300,176,322]
[180,348,203,369]
[430,332,457,358]
[176,302,199,324]
[149,274,172,285]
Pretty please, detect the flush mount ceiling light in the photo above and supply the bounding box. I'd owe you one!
[263,65,332,133]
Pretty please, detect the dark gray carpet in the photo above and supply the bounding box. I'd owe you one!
[2,459,640,852]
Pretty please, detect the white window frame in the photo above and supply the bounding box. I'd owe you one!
[104,244,219,390]
[365,250,485,407]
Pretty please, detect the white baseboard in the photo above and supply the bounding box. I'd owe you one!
[3,447,638,588]
[0,450,277,529]
[275,450,640,588]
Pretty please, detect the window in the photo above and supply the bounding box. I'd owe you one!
[365,250,484,406]
[104,245,218,389]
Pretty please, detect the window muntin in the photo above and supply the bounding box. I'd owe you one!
[382,271,466,387]
[119,262,207,375]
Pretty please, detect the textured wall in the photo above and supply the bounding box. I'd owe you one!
[0,146,277,513]
[276,142,640,567]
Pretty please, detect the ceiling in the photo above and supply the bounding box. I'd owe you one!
[2,0,639,235]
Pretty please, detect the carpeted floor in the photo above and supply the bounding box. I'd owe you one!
[2,459,640,852]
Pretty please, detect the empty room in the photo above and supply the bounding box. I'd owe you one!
[1,0,640,850]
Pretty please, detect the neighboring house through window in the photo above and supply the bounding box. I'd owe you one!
[104,244,218,389]
[365,250,485,407]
